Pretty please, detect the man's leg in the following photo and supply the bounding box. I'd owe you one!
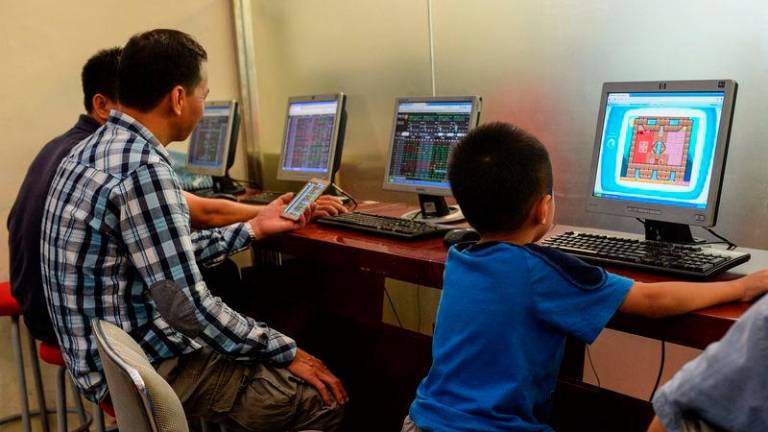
[158,348,343,432]
[401,415,423,432]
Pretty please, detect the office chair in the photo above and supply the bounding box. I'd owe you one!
[0,280,52,432]
[92,318,189,432]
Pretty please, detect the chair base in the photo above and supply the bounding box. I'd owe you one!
[0,408,91,432]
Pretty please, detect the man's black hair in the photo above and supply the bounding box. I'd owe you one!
[81,47,121,113]
[118,29,207,112]
[448,122,553,234]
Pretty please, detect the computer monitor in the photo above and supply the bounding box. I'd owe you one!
[277,93,347,182]
[587,80,738,243]
[383,96,482,222]
[186,100,243,194]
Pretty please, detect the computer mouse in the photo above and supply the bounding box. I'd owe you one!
[210,192,238,202]
[443,228,481,247]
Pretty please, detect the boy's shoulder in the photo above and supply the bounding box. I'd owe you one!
[524,244,607,290]
[452,242,608,291]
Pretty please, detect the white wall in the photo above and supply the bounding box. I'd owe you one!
[0,0,242,420]
[246,0,768,401]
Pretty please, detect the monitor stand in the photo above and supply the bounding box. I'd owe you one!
[401,194,464,224]
[644,220,695,243]
[212,174,245,195]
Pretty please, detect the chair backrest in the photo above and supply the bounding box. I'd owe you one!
[93,319,189,432]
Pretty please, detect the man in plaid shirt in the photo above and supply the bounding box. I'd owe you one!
[42,29,346,431]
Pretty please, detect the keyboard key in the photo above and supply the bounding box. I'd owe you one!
[317,212,452,240]
[541,231,750,278]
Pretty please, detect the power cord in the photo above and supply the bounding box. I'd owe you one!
[586,346,601,388]
[330,183,358,211]
[636,218,739,250]
[649,340,666,401]
[384,286,404,327]
[230,177,261,188]
[703,227,737,250]
[416,285,423,333]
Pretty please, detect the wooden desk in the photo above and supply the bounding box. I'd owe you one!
[262,201,763,348]
[255,201,766,431]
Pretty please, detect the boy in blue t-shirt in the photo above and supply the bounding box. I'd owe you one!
[402,122,768,432]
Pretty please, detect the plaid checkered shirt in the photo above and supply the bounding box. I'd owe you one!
[41,111,297,402]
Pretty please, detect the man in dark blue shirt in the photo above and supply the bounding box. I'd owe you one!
[7,46,348,346]
[8,47,121,344]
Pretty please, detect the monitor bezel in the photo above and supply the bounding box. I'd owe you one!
[276,93,346,182]
[382,95,482,197]
[186,100,237,177]
[586,80,737,228]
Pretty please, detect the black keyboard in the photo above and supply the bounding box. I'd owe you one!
[239,191,286,205]
[316,212,452,240]
[541,231,750,278]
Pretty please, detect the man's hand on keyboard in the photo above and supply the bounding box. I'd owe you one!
[248,193,312,240]
[310,195,348,220]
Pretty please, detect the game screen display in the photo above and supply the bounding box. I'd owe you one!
[592,91,725,209]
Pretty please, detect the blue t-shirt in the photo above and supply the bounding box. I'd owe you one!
[409,242,633,432]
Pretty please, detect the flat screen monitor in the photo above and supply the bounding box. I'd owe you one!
[382,96,481,222]
[383,96,482,197]
[187,100,239,178]
[277,93,347,182]
[587,80,737,241]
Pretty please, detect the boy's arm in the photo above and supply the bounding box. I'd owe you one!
[620,270,768,318]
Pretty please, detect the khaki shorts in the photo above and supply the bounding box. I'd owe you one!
[157,348,343,432]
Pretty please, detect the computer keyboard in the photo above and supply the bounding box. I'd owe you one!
[316,212,452,240]
[239,191,286,205]
[541,231,750,278]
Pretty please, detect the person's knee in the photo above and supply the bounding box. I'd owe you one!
[294,383,345,431]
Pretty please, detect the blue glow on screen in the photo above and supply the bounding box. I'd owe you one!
[593,92,724,209]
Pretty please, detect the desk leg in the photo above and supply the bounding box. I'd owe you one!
[559,337,585,380]
[243,259,431,432]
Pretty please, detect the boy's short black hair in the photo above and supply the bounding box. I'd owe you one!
[81,47,121,113]
[118,29,207,112]
[448,122,553,234]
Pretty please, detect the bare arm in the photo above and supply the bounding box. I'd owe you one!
[620,270,768,318]
[184,191,262,229]
[184,192,347,229]
[647,416,667,432]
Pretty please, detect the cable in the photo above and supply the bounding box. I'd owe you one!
[384,287,404,327]
[703,227,737,250]
[636,218,739,250]
[650,341,666,401]
[416,285,423,333]
[586,346,601,388]
[229,177,261,188]
[330,183,358,211]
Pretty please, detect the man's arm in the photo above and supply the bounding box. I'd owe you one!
[647,417,666,432]
[117,164,300,363]
[620,270,768,318]
[120,166,347,404]
[184,191,347,229]
[184,191,262,229]
[648,294,768,432]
